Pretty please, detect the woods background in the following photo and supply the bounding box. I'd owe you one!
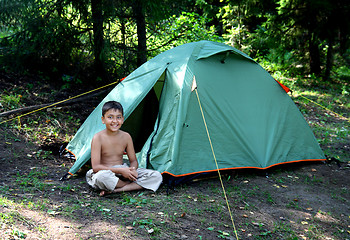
[0,0,349,88]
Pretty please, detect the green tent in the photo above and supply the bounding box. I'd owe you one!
[63,40,325,183]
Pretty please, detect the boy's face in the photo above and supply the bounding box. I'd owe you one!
[101,109,124,132]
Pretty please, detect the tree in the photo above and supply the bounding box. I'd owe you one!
[91,0,106,80]
[275,0,350,78]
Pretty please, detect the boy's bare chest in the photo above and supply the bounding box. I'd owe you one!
[100,137,126,156]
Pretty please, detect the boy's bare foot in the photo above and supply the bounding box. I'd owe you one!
[99,190,112,197]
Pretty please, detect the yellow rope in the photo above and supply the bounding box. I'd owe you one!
[0,80,120,126]
[298,95,349,122]
[194,87,239,240]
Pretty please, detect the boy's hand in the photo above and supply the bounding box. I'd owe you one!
[121,167,138,182]
[130,167,138,179]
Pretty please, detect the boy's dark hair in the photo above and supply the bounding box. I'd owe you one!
[102,101,124,116]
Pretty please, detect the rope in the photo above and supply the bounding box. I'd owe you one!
[193,81,239,240]
[0,80,120,126]
[297,94,349,122]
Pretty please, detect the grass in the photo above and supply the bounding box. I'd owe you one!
[0,73,349,239]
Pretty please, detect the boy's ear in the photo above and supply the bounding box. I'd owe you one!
[101,116,105,124]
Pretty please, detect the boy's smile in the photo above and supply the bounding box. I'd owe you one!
[102,109,124,132]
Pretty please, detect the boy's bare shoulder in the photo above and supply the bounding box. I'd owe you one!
[119,130,131,137]
[92,129,107,140]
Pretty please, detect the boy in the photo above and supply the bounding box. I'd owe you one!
[86,101,162,196]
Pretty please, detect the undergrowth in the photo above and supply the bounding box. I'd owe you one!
[0,71,349,239]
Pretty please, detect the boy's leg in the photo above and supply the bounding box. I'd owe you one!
[114,182,143,193]
[100,179,143,196]
[99,178,128,196]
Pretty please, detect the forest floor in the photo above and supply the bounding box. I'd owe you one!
[0,72,349,239]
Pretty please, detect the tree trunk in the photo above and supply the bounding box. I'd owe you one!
[91,0,106,80]
[308,32,321,76]
[324,37,334,81]
[133,0,147,66]
[120,18,127,76]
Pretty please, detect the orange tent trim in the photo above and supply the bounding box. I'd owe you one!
[275,79,290,93]
[161,158,325,177]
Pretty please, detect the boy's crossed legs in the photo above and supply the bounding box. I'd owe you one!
[87,166,162,196]
[99,179,143,196]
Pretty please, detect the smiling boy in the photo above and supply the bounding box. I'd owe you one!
[86,101,162,196]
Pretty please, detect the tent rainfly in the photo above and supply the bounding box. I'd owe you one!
[63,40,326,185]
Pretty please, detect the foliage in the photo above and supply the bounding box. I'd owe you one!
[0,0,349,85]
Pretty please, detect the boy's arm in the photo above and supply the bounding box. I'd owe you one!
[91,134,105,173]
[125,133,138,172]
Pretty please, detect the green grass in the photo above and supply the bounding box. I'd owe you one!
[0,71,349,239]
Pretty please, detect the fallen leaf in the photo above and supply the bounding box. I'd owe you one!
[301,221,308,225]
[126,226,133,230]
[281,185,288,188]
[242,214,248,218]
[148,228,154,234]
[180,213,186,217]
[311,168,317,172]
[221,231,230,236]
[47,210,59,215]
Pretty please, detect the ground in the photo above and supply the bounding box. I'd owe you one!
[0,73,349,239]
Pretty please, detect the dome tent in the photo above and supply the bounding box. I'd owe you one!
[63,41,325,185]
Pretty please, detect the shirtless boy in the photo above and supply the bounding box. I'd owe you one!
[86,101,162,196]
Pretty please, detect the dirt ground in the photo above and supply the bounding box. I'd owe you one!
[1,74,350,239]
[1,128,349,240]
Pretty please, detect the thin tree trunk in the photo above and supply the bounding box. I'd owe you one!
[324,37,334,81]
[133,0,147,66]
[91,0,106,80]
[120,18,127,75]
[308,32,321,75]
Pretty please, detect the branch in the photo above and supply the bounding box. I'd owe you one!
[0,88,109,118]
